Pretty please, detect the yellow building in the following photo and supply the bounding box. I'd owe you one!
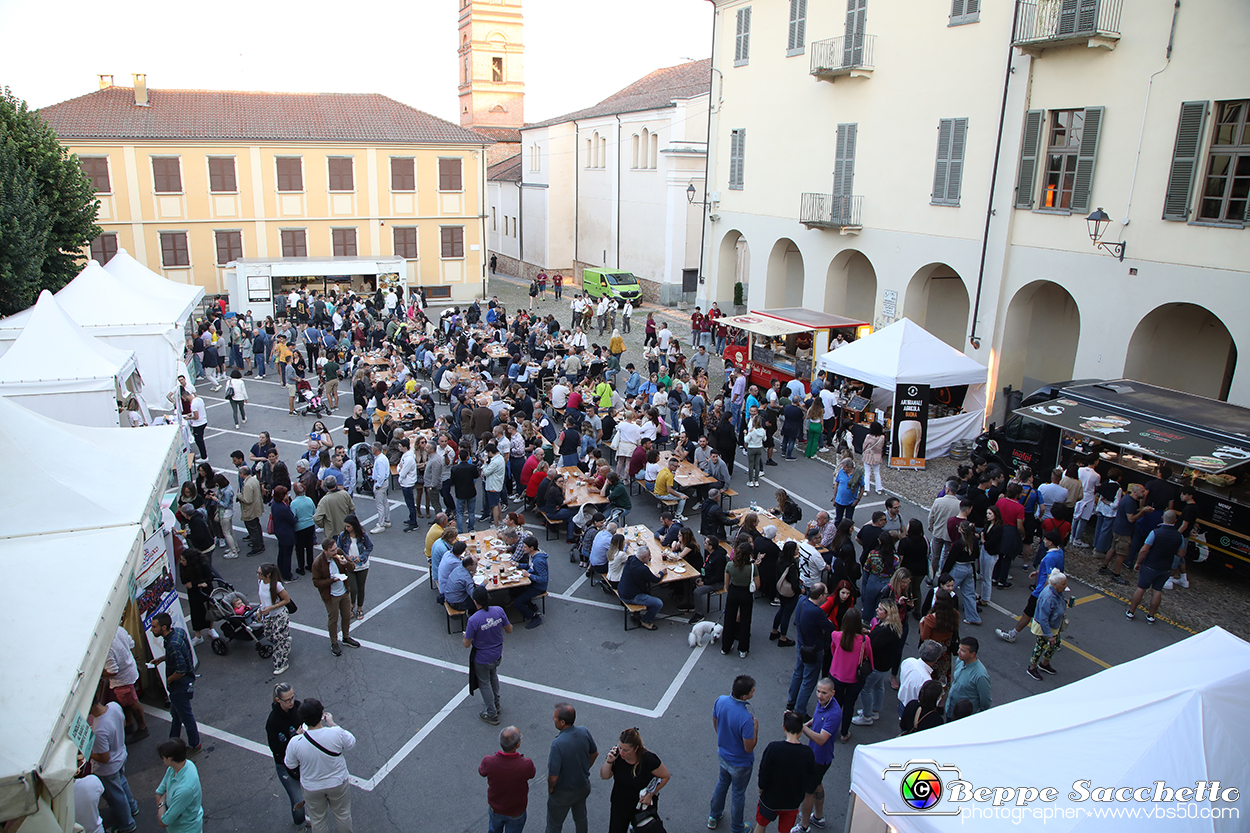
[39,75,493,303]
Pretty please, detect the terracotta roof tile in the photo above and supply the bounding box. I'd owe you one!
[525,59,710,129]
[37,87,493,145]
[488,153,523,182]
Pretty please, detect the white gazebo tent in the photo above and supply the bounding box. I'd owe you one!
[0,398,180,831]
[0,291,143,427]
[816,318,988,458]
[847,627,1250,832]
[0,260,201,405]
[102,248,203,315]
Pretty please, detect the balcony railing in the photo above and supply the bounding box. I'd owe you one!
[810,35,875,79]
[1013,0,1121,51]
[800,194,863,231]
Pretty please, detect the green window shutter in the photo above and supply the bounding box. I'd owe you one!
[834,123,858,198]
[1076,0,1099,33]
[729,129,746,190]
[1070,106,1104,213]
[1057,0,1079,35]
[932,119,953,204]
[947,118,968,204]
[950,0,979,24]
[1015,109,1044,209]
[844,0,866,66]
[1162,101,1208,221]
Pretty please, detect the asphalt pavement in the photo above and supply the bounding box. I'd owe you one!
[111,297,1191,833]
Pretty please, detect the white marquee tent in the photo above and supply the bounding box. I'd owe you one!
[0,259,202,405]
[816,318,988,458]
[0,291,142,427]
[102,248,203,314]
[848,627,1250,832]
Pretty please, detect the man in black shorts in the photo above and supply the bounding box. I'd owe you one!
[1126,510,1183,624]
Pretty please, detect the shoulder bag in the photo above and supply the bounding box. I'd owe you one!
[855,635,873,683]
[776,564,797,599]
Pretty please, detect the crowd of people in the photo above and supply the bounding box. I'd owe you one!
[79,280,1210,833]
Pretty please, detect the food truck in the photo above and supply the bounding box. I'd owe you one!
[977,379,1250,577]
[721,308,870,392]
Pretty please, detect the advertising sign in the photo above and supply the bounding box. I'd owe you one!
[890,383,930,469]
[135,529,197,671]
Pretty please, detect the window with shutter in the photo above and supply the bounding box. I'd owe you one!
[950,0,980,25]
[1014,110,1044,209]
[1196,100,1250,225]
[332,228,357,257]
[281,229,307,257]
[276,158,303,192]
[729,129,746,191]
[1162,102,1208,221]
[439,158,463,191]
[90,233,118,265]
[80,157,111,193]
[440,226,465,259]
[215,230,243,265]
[833,123,857,197]
[788,0,807,54]
[393,227,418,259]
[328,158,354,192]
[1070,106,1103,212]
[391,158,416,191]
[159,232,189,267]
[735,7,751,66]
[931,119,970,206]
[152,158,182,193]
[844,0,867,67]
[208,157,237,193]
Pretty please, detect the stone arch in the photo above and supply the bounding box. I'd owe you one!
[765,238,804,308]
[999,281,1081,397]
[903,263,970,351]
[1125,303,1237,400]
[824,249,877,323]
[715,229,749,306]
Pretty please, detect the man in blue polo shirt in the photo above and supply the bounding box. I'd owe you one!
[708,674,759,833]
[547,703,597,833]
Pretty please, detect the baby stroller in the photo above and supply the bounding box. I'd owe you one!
[206,579,273,658]
[295,377,330,417]
[350,441,375,496]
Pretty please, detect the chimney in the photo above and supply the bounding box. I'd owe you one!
[133,73,148,107]
[98,74,114,90]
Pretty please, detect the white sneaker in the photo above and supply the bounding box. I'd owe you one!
[851,714,875,726]
[190,636,204,647]
[1163,579,1175,590]
[996,628,1016,643]
[370,526,386,534]
[272,664,289,676]
[384,521,393,527]
[1178,576,1189,588]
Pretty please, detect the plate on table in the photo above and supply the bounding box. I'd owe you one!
[669,566,687,574]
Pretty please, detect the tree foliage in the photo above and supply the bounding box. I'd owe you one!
[0,87,100,316]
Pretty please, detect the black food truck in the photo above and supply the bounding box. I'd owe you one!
[977,379,1250,577]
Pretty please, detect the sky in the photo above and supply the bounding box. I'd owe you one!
[0,0,713,124]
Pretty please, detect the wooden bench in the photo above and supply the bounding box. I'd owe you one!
[427,555,437,589]
[606,582,650,631]
[444,601,468,634]
[536,510,564,541]
[721,488,739,510]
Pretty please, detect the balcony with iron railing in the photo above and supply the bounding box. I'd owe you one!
[1013,0,1121,53]
[810,35,875,80]
[800,193,863,233]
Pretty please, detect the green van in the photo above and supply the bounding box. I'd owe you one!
[581,268,642,304]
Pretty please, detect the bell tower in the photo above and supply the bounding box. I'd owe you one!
[457,0,524,131]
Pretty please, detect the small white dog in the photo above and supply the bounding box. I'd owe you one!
[689,621,723,648]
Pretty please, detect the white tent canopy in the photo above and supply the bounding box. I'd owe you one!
[0,260,201,403]
[848,627,1250,832]
[0,291,141,427]
[0,525,145,819]
[103,248,203,319]
[816,318,988,458]
[0,396,179,539]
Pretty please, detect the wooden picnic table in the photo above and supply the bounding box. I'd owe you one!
[623,525,698,586]
[729,507,807,545]
[656,450,718,491]
[361,354,390,366]
[458,531,533,590]
[557,466,608,507]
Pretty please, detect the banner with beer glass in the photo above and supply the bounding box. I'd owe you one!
[890,384,929,469]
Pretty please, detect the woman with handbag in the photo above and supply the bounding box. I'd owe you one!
[769,541,802,647]
[861,421,886,494]
[852,600,903,727]
[225,369,248,429]
[721,543,761,658]
[257,563,294,676]
[337,515,373,620]
[599,727,670,833]
[919,595,960,685]
[828,607,873,743]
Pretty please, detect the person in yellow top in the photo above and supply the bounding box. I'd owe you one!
[609,328,626,359]
[424,512,446,563]
[274,336,294,385]
[654,457,689,521]
[594,377,614,409]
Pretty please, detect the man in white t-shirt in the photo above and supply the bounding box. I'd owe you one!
[103,625,147,739]
[897,640,944,721]
[818,385,838,450]
[73,762,105,833]
[551,381,570,410]
[89,698,138,832]
[657,322,672,351]
[184,390,209,461]
[285,698,357,833]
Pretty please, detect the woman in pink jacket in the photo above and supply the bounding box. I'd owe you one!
[829,607,873,743]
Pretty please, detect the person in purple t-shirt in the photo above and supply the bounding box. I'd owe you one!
[797,678,840,832]
[464,586,513,725]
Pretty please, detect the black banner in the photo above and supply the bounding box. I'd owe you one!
[890,383,929,469]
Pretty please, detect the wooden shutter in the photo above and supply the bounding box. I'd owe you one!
[394,227,418,259]
[152,158,181,193]
[1076,0,1099,33]
[729,129,745,190]
[208,158,236,193]
[81,157,111,192]
[277,158,303,192]
[1070,106,1103,212]
[735,7,751,64]
[1162,101,1208,221]
[439,158,463,191]
[160,232,188,267]
[1057,0,1078,35]
[950,0,979,24]
[1015,110,1044,208]
[90,233,117,265]
[281,230,307,257]
[328,158,354,192]
[844,0,866,66]
[216,231,242,264]
[391,158,415,191]
[441,227,464,258]
[946,118,968,204]
[833,123,857,198]
[932,119,953,204]
[789,0,807,51]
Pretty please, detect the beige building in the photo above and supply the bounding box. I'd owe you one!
[459,0,524,166]
[40,76,493,303]
[702,0,1250,409]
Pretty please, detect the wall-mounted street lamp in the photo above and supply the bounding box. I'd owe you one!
[1086,208,1126,262]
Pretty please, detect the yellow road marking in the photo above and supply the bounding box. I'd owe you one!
[1073,593,1104,606]
[1063,642,1112,669]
